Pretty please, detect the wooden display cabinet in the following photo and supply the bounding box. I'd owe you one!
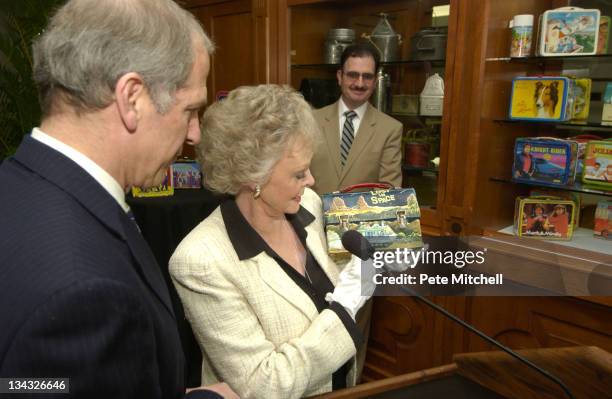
[276,0,457,235]
[357,0,612,385]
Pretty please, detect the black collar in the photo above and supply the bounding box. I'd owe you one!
[221,199,316,261]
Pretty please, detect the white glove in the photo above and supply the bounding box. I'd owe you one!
[325,255,380,319]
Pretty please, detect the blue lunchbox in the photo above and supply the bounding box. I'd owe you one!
[512,137,579,187]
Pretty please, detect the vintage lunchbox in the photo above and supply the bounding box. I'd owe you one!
[594,200,612,240]
[603,82,612,126]
[509,76,574,121]
[172,160,201,189]
[597,16,610,54]
[537,7,600,56]
[322,186,423,255]
[581,140,612,189]
[529,188,580,228]
[569,134,603,177]
[514,196,576,240]
[131,166,174,197]
[512,137,579,187]
[572,78,591,121]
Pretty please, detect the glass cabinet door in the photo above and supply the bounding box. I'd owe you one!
[286,0,453,215]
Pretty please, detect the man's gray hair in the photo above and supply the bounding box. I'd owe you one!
[33,0,215,115]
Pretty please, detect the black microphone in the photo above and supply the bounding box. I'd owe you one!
[340,230,576,399]
[341,230,376,260]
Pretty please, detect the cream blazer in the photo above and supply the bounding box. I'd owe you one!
[170,188,357,399]
[310,101,403,195]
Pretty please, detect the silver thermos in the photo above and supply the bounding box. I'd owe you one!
[372,67,391,113]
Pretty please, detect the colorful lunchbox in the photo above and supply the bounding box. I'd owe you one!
[514,196,576,240]
[569,134,603,177]
[509,76,575,122]
[512,137,579,187]
[172,160,202,189]
[132,166,174,197]
[529,188,580,228]
[572,78,591,121]
[597,16,610,54]
[537,7,600,56]
[603,82,612,126]
[322,184,423,255]
[594,201,612,240]
[581,140,612,189]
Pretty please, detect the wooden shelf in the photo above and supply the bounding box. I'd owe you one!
[490,177,612,197]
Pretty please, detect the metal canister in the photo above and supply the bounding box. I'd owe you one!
[372,67,391,113]
[324,28,355,64]
[364,13,401,62]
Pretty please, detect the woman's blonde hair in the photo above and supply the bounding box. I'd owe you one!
[198,85,320,195]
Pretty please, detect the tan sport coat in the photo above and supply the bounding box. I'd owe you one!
[169,188,357,399]
[310,101,403,195]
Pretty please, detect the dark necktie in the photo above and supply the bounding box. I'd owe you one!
[340,110,357,167]
[126,209,141,233]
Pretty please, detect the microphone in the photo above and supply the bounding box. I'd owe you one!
[340,230,576,399]
[341,230,375,260]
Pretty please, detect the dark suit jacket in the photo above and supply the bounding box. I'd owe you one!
[0,136,219,399]
[310,101,403,195]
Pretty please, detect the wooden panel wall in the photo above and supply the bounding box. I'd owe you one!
[364,296,612,382]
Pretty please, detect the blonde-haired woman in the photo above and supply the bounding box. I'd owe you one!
[170,85,374,399]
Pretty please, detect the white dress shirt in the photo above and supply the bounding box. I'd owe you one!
[31,128,130,212]
[338,99,368,140]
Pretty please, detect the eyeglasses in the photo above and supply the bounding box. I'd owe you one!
[343,71,375,82]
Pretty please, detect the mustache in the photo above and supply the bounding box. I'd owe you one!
[349,85,368,91]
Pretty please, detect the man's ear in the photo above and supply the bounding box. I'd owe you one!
[115,72,146,132]
[337,69,343,86]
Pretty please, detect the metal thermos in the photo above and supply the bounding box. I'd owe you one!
[324,28,355,64]
[372,67,391,113]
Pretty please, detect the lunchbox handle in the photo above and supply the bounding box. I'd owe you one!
[338,183,395,193]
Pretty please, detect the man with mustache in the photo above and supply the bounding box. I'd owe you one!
[309,44,403,381]
[310,44,403,195]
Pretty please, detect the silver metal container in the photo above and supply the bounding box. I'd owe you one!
[372,67,391,113]
[324,28,355,64]
[364,13,401,62]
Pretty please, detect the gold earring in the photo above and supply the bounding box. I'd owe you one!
[253,185,261,199]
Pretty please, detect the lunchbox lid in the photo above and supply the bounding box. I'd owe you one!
[539,7,600,57]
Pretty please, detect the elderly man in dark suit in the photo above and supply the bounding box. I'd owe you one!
[0,1,237,398]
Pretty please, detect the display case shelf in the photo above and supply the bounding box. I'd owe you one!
[490,177,612,197]
[403,164,439,174]
[493,119,612,133]
[496,226,612,257]
[291,59,446,69]
[485,54,612,64]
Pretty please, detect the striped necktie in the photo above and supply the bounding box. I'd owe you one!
[340,110,357,167]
